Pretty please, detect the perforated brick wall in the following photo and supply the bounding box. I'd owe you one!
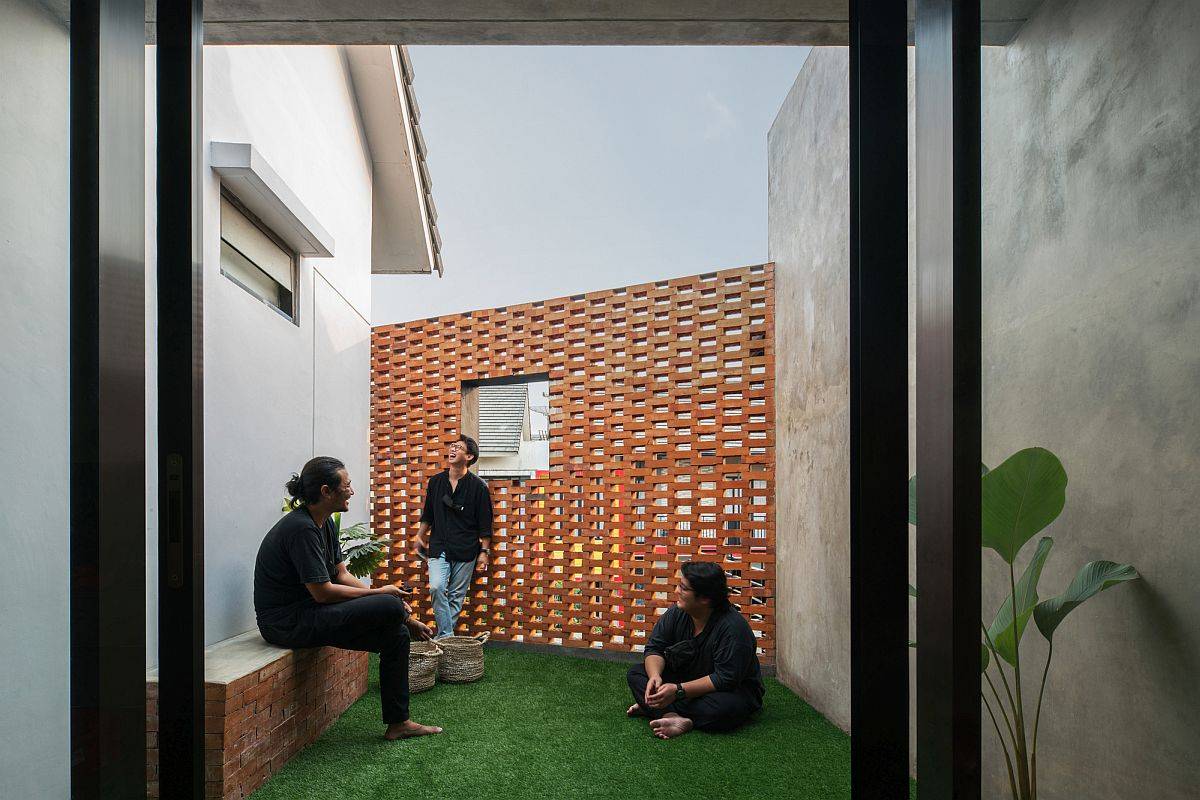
[371,264,776,661]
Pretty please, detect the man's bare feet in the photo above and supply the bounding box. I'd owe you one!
[627,703,646,717]
[384,719,443,741]
[649,712,694,739]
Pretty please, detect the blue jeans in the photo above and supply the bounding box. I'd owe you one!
[427,555,476,638]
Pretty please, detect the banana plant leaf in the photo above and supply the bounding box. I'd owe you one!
[981,643,990,672]
[981,448,1066,563]
[987,536,1054,665]
[907,463,989,526]
[1034,560,1140,641]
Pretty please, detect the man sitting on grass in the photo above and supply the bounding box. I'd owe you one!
[626,561,765,739]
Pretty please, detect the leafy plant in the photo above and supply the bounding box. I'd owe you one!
[909,447,1139,800]
[280,498,390,579]
[337,521,391,579]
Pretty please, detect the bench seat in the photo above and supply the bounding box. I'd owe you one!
[146,630,369,799]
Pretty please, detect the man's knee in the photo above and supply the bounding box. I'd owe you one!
[627,664,649,687]
[379,594,408,622]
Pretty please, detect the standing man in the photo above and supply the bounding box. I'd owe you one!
[410,434,494,638]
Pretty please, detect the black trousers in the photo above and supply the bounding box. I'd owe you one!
[626,664,759,733]
[259,594,411,724]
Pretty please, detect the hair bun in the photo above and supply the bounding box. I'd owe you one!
[285,473,303,500]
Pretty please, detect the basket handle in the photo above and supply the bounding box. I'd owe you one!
[474,632,490,644]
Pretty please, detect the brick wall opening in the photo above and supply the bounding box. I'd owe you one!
[371,264,776,661]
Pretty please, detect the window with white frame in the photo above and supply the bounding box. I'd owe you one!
[219,190,297,320]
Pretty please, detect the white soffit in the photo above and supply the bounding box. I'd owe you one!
[210,141,335,258]
[345,45,442,276]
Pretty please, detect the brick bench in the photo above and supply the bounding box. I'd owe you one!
[146,630,369,799]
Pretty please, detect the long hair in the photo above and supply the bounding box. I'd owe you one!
[285,456,346,506]
[682,561,732,612]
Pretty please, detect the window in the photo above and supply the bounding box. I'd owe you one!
[219,191,297,321]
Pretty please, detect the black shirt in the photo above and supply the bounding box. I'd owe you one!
[254,507,343,625]
[645,605,765,703]
[420,470,494,562]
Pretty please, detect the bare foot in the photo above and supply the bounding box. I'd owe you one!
[649,713,694,740]
[384,720,444,740]
[627,703,646,717]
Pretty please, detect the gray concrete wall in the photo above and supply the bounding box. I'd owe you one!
[0,1,71,795]
[979,0,1200,797]
[768,47,852,732]
[769,0,1200,796]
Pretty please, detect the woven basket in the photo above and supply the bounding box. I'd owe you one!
[408,640,443,694]
[436,632,489,683]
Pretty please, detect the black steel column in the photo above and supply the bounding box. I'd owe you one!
[915,1,982,798]
[848,1,910,797]
[157,1,205,797]
[70,0,146,797]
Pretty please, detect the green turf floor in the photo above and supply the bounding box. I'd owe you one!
[252,648,905,800]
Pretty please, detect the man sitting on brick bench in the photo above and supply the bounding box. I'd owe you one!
[255,456,443,741]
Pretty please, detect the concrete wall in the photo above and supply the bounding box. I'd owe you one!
[0,2,70,794]
[770,0,1200,796]
[768,47,852,731]
[979,0,1200,796]
[193,45,374,648]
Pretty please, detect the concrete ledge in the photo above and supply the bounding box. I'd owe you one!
[146,632,368,799]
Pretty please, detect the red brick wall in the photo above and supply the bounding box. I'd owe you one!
[371,264,776,661]
[147,647,368,800]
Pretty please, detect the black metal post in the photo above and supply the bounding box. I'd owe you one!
[157,1,205,797]
[848,1,910,796]
[69,0,146,797]
[915,1,982,798]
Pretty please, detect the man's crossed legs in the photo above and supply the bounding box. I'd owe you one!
[626,663,758,739]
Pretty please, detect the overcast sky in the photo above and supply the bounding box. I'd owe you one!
[371,45,811,324]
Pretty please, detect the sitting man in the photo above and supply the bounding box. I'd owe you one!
[626,561,765,739]
[254,456,442,741]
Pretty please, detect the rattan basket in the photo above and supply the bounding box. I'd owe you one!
[436,632,489,683]
[408,640,443,694]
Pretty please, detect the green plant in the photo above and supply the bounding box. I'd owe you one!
[909,447,1139,800]
[337,520,391,579]
[280,498,391,579]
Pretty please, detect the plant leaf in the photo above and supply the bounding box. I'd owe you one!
[987,536,1054,665]
[981,643,990,673]
[1034,561,1140,641]
[908,583,918,598]
[908,475,918,526]
[981,448,1066,563]
[907,464,988,526]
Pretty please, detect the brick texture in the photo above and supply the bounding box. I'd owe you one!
[146,647,368,799]
[371,264,777,662]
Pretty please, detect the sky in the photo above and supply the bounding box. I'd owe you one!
[371,46,812,324]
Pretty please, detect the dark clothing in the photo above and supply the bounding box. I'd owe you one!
[254,507,344,626]
[420,470,494,562]
[627,664,759,733]
[259,594,411,724]
[644,605,766,702]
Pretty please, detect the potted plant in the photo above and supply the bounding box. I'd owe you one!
[909,447,1140,800]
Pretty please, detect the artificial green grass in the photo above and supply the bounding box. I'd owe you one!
[252,648,907,800]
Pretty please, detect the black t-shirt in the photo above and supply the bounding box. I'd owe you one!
[254,507,343,624]
[644,605,765,703]
[420,470,494,562]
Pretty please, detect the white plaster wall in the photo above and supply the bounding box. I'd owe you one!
[146,45,375,651]
[0,1,70,794]
[313,270,372,525]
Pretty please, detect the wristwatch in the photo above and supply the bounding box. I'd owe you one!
[674,683,687,701]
